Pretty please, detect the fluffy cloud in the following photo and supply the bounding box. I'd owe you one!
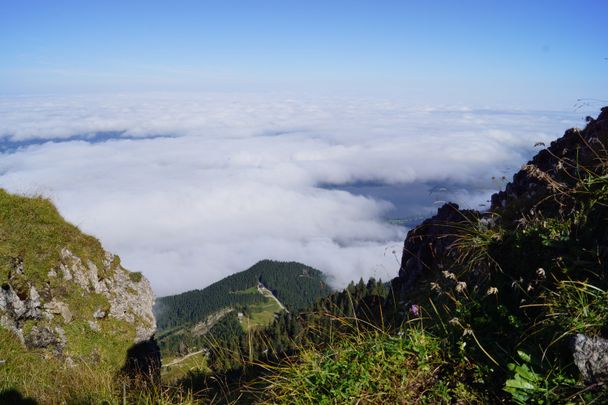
[0,93,588,295]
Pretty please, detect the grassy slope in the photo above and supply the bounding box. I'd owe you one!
[261,327,481,404]
[239,298,282,331]
[0,190,140,403]
[233,285,284,331]
[0,190,108,286]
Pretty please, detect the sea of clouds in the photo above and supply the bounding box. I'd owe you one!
[0,93,589,295]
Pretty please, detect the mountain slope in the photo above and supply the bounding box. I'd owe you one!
[155,260,331,370]
[155,260,331,331]
[0,190,156,403]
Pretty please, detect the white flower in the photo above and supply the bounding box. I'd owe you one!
[455,281,467,293]
[536,268,546,279]
[442,271,457,280]
[486,287,498,296]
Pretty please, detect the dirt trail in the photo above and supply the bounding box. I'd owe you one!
[162,349,206,368]
[257,283,289,313]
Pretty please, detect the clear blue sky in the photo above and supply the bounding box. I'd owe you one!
[1,0,606,107]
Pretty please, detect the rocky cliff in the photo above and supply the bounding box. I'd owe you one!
[0,190,155,377]
[389,107,608,399]
[392,107,608,301]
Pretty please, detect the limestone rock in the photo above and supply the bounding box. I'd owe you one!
[54,248,156,342]
[60,248,91,291]
[1,247,156,355]
[102,261,156,342]
[25,286,41,319]
[0,284,27,319]
[572,334,608,383]
[44,299,73,323]
[24,325,66,354]
[88,320,101,332]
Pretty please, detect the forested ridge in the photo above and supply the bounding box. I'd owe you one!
[155,260,331,330]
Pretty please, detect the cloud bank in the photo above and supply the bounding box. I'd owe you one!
[0,93,587,295]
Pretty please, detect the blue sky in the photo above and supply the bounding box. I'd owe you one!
[1,0,606,107]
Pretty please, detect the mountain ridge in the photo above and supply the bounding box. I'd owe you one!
[155,259,330,331]
[155,259,331,360]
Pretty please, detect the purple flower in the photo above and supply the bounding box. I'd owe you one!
[409,304,419,316]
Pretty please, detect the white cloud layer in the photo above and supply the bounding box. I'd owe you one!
[0,93,588,295]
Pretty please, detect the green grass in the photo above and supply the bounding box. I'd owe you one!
[0,189,110,288]
[0,328,118,404]
[63,318,136,367]
[260,324,483,404]
[239,298,283,331]
[1,322,205,404]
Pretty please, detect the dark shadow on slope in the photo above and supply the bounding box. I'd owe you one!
[120,338,162,389]
[176,365,269,404]
[0,389,38,405]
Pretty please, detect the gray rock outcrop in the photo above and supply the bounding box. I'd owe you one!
[572,334,608,383]
[1,247,156,355]
[58,249,156,343]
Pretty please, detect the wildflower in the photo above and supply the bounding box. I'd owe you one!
[527,284,534,292]
[409,304,420,316]
[442,271,457,280]
[463,328,473,336]
[430,282,441,292]
[449,317,461,326]
[455,281,467,293]
[486,286,498,296]
[536,268,546,279]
